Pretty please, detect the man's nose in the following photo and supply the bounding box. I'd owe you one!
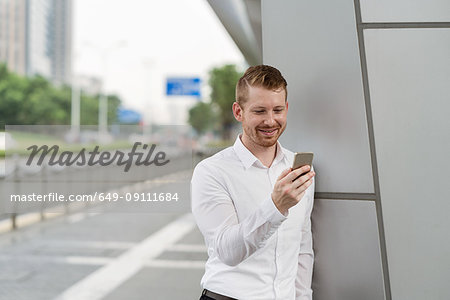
[263,112,276,126]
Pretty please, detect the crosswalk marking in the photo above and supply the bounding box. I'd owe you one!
[167,243,207,252]
[145,259,205,269]
[54,213,196,300]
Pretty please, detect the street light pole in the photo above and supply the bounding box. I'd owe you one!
[85,41,126,142]
[98,92,108,137]
[70,51,82,142]
[98,49,108,139]
[70,81,81,140]
[142,58,155,139]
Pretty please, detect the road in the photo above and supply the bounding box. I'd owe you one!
[0,166,207,299]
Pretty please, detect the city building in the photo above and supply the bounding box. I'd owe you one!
[0,0,72,84]
[50,0,72,84]
[0,0,27,75]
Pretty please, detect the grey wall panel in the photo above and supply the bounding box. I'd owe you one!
[365,29,450,300]
[360,0,450,23]
[262,0,374,193]
[312,199,385,300]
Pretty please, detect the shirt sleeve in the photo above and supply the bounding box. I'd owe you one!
[295,172,315,300]
[191,161,287,267]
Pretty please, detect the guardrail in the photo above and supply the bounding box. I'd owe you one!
[0,148,208,232]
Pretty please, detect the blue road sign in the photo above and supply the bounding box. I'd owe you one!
[117,108,142,124]
[166,77,201,97]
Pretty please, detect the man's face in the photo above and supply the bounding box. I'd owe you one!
[233,85,288,149]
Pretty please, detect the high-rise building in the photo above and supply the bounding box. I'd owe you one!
[50,0,72,84]
[0,0,72,84]
[0,0,28,75]
[27,0,52,78]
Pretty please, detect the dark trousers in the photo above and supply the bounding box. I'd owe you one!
[199,289,237,300]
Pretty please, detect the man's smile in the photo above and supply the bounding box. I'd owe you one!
[257,128,279,136]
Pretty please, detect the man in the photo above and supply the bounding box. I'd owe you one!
[191,65,316,300]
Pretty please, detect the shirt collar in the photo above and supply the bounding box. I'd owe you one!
[233,134,287,170]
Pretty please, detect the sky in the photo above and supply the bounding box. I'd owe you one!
[73,0,245,125]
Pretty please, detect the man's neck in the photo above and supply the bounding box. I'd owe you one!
[240,135,278,168]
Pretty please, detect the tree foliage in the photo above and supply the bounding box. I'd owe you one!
[188,101,216,135]
[208,64,242,139]
[0,64,121,130]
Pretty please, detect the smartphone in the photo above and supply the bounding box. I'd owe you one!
[292,152,314,180]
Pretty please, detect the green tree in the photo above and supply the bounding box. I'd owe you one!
[107,94,121,124]
[80,93,121,125]
[0,65,28,128]
[19,76,71,125]
[0,63,122,128]
[209,64,242,140]
[188,101,216,135]
[79,92,99,125]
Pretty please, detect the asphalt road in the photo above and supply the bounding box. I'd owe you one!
[0,170,207,300]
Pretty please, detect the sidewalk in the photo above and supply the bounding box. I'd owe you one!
[0,171,206,300]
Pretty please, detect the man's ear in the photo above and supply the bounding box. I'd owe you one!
[286,100,289,113]
[232,102,243,122]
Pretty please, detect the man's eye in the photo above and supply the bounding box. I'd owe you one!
[254,111,264,114]
[274,109,284,113]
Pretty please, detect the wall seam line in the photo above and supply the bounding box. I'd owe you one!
[361,22,450,29]
[314,193,376,200]
[353,1,392,299]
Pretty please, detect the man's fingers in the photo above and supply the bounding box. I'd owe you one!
[294,178,313,198]
[293,171,315,189]
[277,168,292,181]
[286,165,311,182]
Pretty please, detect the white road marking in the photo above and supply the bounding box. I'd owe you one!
[54,213,196,300]
[0,218,12,234]
[15,212,43,227]
[0,255,206,269]
[66,213,86,223]
[64,256,113,266]
[44,240,137,250]
[0,254,111,266]
[145,259,205,269]
[167,244,207,252]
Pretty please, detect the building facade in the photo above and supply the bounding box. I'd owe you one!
[208,0,450,299]
[0,0,72,84]
[0,0,27,75]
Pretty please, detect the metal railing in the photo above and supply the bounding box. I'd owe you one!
[0,148,200,231]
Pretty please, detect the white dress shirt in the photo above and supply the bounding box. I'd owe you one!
[191,135,315,300]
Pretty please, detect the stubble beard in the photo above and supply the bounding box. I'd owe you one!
[243,122,287,148]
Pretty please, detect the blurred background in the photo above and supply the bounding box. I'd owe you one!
[1,0,449,300]
[0,0,248,143]
[0,0,250,299]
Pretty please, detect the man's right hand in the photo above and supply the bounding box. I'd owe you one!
[271,165,315,215]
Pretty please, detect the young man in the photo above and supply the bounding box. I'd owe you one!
[192,65,316,300]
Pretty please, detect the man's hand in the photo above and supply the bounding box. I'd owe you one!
[271,166,316,215]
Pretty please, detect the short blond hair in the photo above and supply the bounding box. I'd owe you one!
[236,65,287,107]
